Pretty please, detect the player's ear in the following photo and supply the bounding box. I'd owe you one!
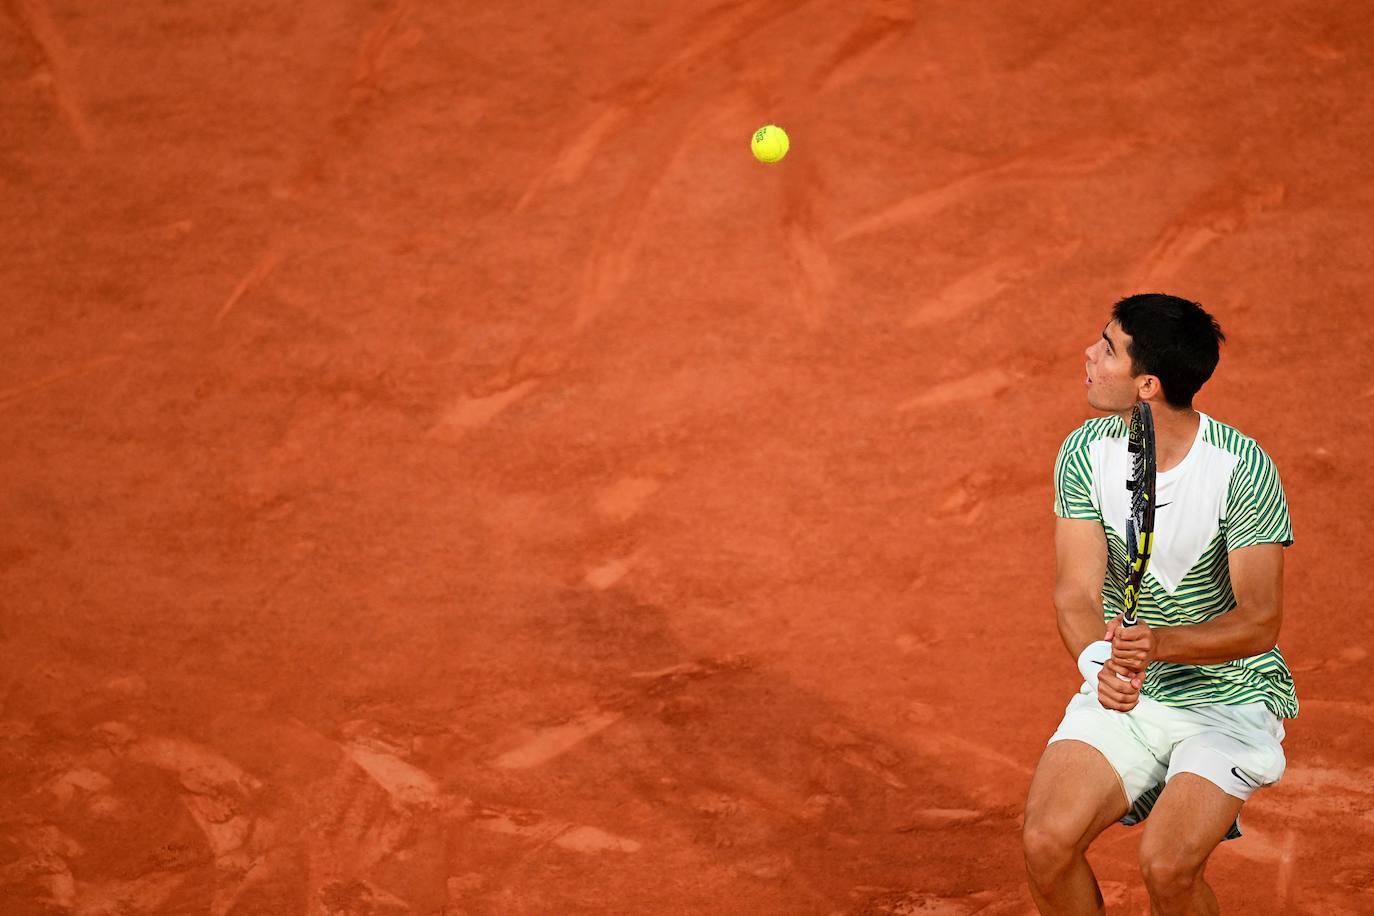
[1136,375,1162,401]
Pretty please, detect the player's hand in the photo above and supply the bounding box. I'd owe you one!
[1096,657,1142,711]
[1106,616,1157,674]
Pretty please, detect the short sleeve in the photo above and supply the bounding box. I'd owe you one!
[1053,435,1100,521]
[1224,445,1293,549]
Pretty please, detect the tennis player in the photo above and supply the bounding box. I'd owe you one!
[1023,294,1297,915]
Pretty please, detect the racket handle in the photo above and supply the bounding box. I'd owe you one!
[1109,621,1143,685]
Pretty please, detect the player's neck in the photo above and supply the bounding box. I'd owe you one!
[1150,403,1201,473]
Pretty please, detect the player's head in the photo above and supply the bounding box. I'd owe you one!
[1084,293,1225,411]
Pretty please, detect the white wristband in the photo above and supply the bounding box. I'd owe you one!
[1077,640,1112,684]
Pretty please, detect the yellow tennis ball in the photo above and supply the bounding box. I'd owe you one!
[751,124,789,163]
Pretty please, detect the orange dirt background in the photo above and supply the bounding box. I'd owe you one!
[2,2,1372,914]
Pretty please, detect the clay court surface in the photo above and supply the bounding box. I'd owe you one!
[3,1,1373,913]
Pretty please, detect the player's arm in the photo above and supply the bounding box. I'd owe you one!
[1151,543,1284,664]
[1052,517,1108,658]
[1055,517,1142,708]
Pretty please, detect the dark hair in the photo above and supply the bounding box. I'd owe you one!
[1112,293,1225,408]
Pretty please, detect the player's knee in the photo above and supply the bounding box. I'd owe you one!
[1021,820,1077,887]
[1139,843,1200,898]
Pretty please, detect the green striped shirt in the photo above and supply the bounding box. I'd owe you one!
[1053,413,1297,718]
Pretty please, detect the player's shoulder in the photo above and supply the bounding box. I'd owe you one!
[1201,416,1274,460]
[1201,415,1282,476]
[1057,415,1126,455]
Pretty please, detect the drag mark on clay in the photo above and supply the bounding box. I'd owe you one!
[1228,823,1300,906]
[573,135,693,329]
[517,0,814,212]
[0,355,120,410]
[811,722,908,790]
[74,872,187,916]
[214,251,283,326]
[594,476,662,522]
[1007,135,1139,179]
[346,741,441,807]
[1,823,82,909]
[317,880,412,914]
[934,468,1027,526]
[857,888,1000,915]
[554,825,642,853]
[125,736,263,797]
[1276,829,1298,910]
[897,368,1018,411]
[492,708,624,769]
[813,2,915,94]
[630,660,714,680]
[432,377,540,435]
[787,195,837,330]
[894,808,988,830]
[298,751,438,908]
[118,733,277,916]
[901,728,1032,810]
[652,0,813,97]
[48,767,112,804]
[839,748,907,789]
[836,168,990,243]
[776,146,840,329]
[515,105,629,212]
[837,137,1135,243]
[906,260,1020,329]
[545,4,826,326]
[1004,4,1102,72]
[628,654,752,687]
[275,0,419,199]
[431,342,564,436]
[468,804,641,853]
[7,0,94,148]
[1136,180,1285,287]
[351,0,415,93]
[905,242,1080,329]
[585,552,642,590]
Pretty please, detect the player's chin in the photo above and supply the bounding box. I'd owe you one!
[1086,388,1128,415]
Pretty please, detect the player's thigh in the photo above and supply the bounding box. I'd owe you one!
[1024,739,1130,855]
[1138,773,1245,878]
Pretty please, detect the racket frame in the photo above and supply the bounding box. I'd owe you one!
[1122,401,1157,628]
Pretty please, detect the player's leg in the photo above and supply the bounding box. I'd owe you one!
[1136,773,1242,916]
[1139,714,1286,916]
[1028,686,1171,914]
[1022,739,1130,915]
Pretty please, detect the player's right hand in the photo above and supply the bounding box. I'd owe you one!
[1096,658,1142,711]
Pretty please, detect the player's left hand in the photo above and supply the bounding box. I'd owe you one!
[1105,615,1157,674]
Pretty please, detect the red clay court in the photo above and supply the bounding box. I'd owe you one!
[2,2,1372,913]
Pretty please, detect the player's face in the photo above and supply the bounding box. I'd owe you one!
[1083,320,1138,413]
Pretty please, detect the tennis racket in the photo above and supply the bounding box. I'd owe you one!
[1121,401,1157,627]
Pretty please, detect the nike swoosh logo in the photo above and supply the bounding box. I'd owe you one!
[1230,766,1258,788]
[1157,502,1172,509]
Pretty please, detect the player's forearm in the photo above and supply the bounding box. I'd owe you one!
[1153,606,1280,665]
[1054,587,1106,659]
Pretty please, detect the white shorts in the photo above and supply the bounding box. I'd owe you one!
[1048,682,1287,829]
